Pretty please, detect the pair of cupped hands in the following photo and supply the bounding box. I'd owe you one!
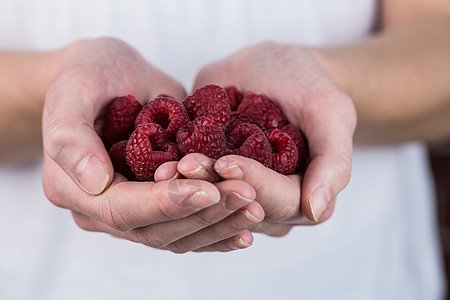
[42,37,356,253]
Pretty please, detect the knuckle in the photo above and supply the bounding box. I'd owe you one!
[72,214,96,232]
[334,155,352,187]
[43,121,74,163]
[133,228,169,249]
[100,195,134,231]
[205,224,225,241]
[42,178,65,208]
[192,211,216,227]
[154,198,180,221]
[266,202,298,222]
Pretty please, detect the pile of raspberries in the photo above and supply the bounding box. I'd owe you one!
[102,84,309,181]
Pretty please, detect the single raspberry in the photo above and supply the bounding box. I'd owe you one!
[237,92,287,129]
[133,102,157,126]
[226,111,260,135]
[108,140,136,181]
[134,96,188,142]
[280,124,309,172]
[183,84,231,128]
[224,86,243,111]
[265,128,298,175]
[103,95,143,145]
[176,117,226,159]
[227,123,272,168]
[126,123,180,181]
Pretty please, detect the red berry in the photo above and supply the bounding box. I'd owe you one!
[265,128,298,175]
[183,84,231,128]
[135,95,188,142]
[176,117,226,159]
[237,92,287,129]
[103,95,143,145]
[227,123,272,168]
[133,102,157,126]
[226,111,260,135]
[280,124,309,172]
[126,123,180,181]
[108,140,136,181]
[224,86,243,111]
[104,86,305,178]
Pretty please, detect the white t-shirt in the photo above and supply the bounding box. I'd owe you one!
[0,1,445,299]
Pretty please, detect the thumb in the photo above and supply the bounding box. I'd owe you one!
[43,88,113,195]
[214,155,302,222]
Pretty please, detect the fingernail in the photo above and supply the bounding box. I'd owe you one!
[215,164,244,179]
[308,186,331,222]
[183,191,220,208]
[180,165,203,177]
[232,209,263,229]
[75,155,109,195]
[169,171,182,181]
[223,192,253,212]
[229,236,252,250]
[237,237,252,248]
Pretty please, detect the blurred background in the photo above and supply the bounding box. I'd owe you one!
[429,137,450,299]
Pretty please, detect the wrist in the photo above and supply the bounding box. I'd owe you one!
[0,40,89,163]
[20,39,89,108]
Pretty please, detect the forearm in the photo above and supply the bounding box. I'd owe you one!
[0,41,84,163]
[312,15,450,144]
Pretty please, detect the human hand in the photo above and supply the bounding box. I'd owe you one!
[156,154,301,237]
[42,38,263,252]
[170,42,356,234]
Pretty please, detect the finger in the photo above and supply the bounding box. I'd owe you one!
[43,155,221,231]
[214,155,302,222]
[301,153,351,222]
[165,202,264,254]
[250,198,336,228]
[43,89,114,195]
[103,179,222,230]
[269,201,336,225]
[72,211,142,243]
[262,197,335,229]
[177,153,221,182]
[72,210,114,233]
[154,161,182,182]
[299,92,355,222]
[311,197,336,224]
[250,221,294,237]
[130,180,255,248]
[73,211,254,253]
[193,230,253,252]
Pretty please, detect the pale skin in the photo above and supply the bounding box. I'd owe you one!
[1,0,450,252]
